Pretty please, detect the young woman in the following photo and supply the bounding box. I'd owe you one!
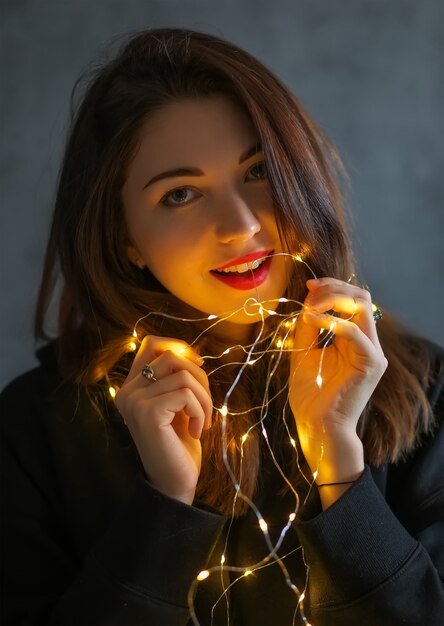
[1,28,443,626]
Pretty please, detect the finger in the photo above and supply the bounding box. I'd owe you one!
[117,365,212,430]
[150,370,213,429]
[126,335,204,385]
[144,350,210,393]
[307,277,365,291]
[129,389,207,439]
[306,282,378,343]
[303,311,386,372]
[291,309,320,352]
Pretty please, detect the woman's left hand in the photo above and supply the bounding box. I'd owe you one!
[288,277,388,494]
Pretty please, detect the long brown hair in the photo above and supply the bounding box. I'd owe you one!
[35,28,435,515]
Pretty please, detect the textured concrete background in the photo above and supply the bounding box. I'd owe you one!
[1,0,443,389]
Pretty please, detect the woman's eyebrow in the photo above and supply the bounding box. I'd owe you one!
[143,143,263,189]
[143,167,202,189]
[239,143,263,164]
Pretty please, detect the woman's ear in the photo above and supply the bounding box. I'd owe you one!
[127,245,146,269]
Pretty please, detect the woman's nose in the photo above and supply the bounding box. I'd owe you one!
[214,197,261,244]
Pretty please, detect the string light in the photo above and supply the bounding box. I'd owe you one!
[108,386,116,398]
[122,252,379,626]
[259,518,268,533]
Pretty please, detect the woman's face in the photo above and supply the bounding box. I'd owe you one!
[123,95,288,342]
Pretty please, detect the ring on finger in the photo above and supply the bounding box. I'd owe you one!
[141,363,158,383]
[372,304,383,323]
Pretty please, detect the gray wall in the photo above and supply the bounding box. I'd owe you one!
[1,0,443,389]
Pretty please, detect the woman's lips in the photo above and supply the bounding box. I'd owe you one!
[214,248,273,271]
[210,255,272,290]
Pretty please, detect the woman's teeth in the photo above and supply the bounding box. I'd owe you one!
[217,257,267,274]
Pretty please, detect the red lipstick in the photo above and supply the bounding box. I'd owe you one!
[213,249,273,271]
[210,250,273,291]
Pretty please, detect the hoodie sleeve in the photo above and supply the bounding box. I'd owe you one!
[293,361,444,626]
[0,371,225,626]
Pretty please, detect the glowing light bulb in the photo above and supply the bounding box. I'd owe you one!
[129,341,137,351]
[222,348,230,355]
[132,329,138,337]
[220,405,228,417]
[258,306,264,315]
[247,359,257,365]
[267,309,277,315]
[220,554,225,565]
[244,570,252,577]
[279,297,288,303]
[261,426,268,440]
[329,321,337,332]
[259,518,268,532]
[299,591,305,603]
[208,314,217,320]
[108,386,117,398]
[313,470,318,481]
[294,254,303,262]
[197,570,210,581]
[289,512,296,522]
[316,374,323,388]
[372,303,378,313]
[276,339,283,348]
[241,433,248,445]
[290,437,296,448]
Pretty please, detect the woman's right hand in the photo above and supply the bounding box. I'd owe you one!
[114,335,213,506]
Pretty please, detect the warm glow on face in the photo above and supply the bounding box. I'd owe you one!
[122,97,288,341]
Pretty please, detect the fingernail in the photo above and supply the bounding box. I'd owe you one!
[305,278,321,289]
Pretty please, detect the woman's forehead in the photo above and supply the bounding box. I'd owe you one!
[128,96,260,179]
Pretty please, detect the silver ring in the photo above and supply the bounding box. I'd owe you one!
[141,363,157,382]
[372,306,383,323]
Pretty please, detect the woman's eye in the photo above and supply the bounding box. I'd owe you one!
[247,161,267,180]
[160,187,200,207]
